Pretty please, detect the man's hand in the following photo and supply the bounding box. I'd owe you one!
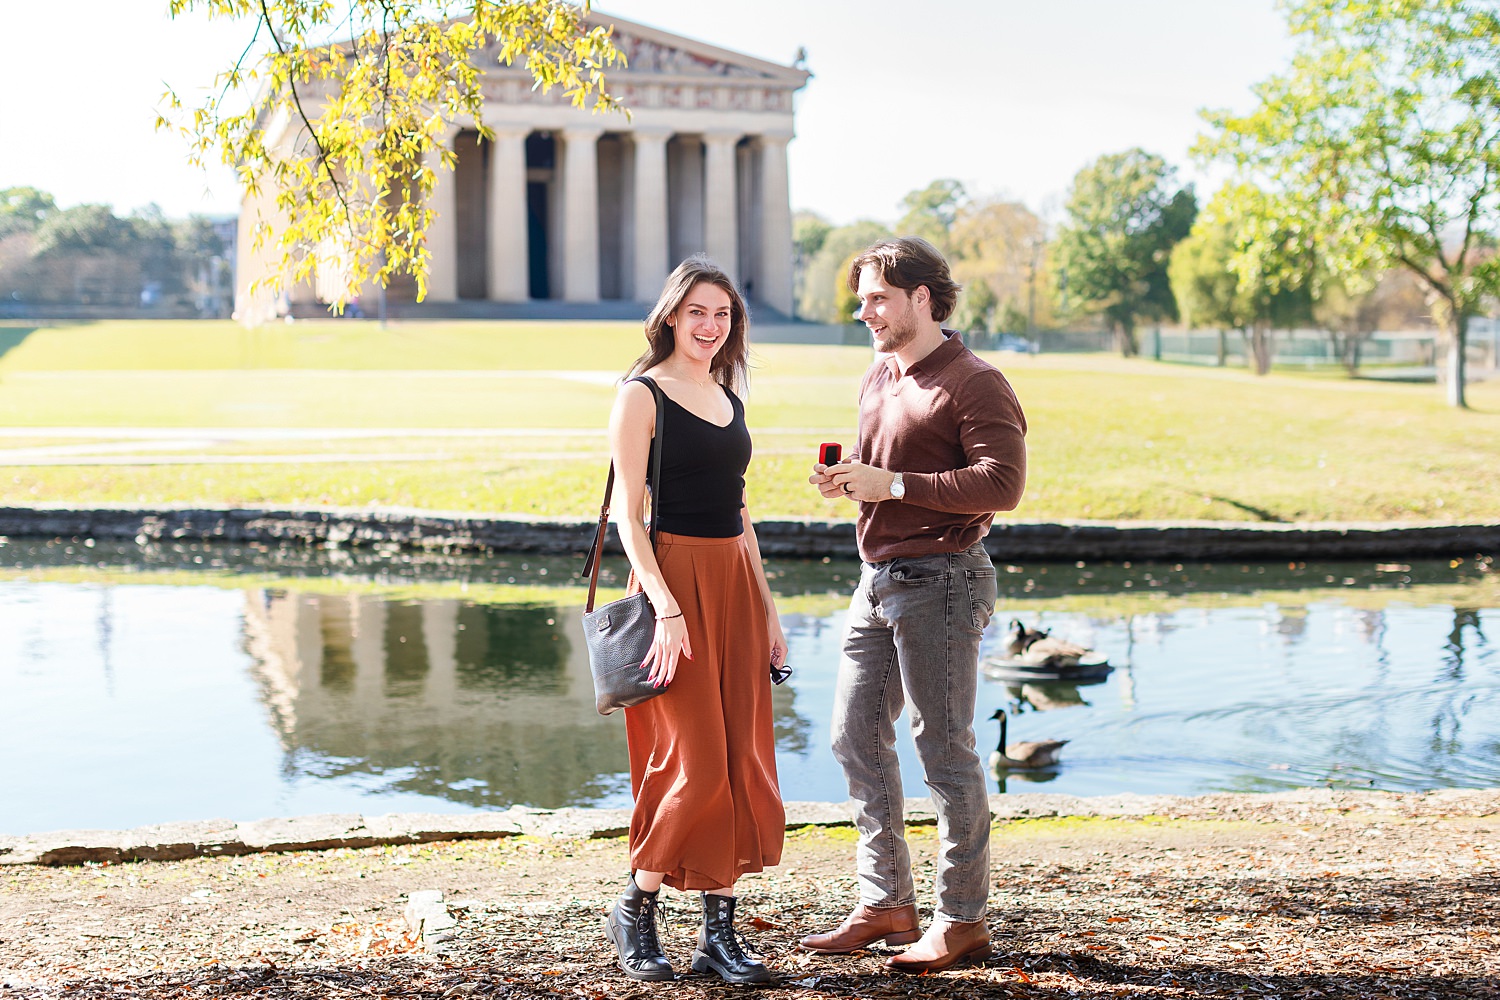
[814,459,898,503]
[809,461,844,500]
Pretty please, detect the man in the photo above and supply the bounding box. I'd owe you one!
[802,237,1027,972]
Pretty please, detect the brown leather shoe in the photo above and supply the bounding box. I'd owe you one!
[884,919,993,972]
[798,904,921,954]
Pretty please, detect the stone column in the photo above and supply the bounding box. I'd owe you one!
[487,126,529,302]
[631,129,672,302]
[755,133,795,316]
[423,136,459,303]
[703,132,740,278]
[668,136,704,265]
[560,126,603,303]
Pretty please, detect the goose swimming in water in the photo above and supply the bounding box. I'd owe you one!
[988,707,1068,771]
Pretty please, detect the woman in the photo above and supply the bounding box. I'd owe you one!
[602,256,787,984]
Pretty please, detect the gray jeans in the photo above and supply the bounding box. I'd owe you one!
[830,541,997,924]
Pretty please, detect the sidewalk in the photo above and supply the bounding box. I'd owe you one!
[2,789,1496,998]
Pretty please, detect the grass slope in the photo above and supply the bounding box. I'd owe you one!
[1,320,1496,522]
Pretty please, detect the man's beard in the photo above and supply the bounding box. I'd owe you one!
[873,311,917,354]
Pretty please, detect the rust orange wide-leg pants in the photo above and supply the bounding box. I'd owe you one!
[624,531,784,891]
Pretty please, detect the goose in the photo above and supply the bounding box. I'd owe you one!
[988,708,1068,770]
[1005,619,1049,657]
[1003,619,1108,671]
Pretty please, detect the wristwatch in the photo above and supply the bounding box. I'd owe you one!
[889,472,905,500]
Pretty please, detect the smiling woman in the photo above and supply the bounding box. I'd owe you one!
[599,257,787,983]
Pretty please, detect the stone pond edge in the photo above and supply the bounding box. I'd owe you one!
[2,788,1496,867]
[2,504,1498,561]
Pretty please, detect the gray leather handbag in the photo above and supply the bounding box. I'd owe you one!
[581,376,668,716]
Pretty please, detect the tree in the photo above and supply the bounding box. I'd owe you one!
[951,274,998,335]
[1168,183,1315,375]
[1053,149,1197,355]
[1199,0,1500,407]
[948,198,1048,335]
[31,205,139,256]
[896,179,967,250]
[1168,207,1242,366]
[0,187,56,238]
[798,220,891,323]
[1217,185,1317,375]
[0,194,232,311]
[164,1,624,307]
[1312,272,1387,374]
[792,210,833,315]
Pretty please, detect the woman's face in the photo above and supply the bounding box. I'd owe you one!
[667,281,733,366]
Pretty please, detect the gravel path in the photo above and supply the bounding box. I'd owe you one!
[2,791,1496,998]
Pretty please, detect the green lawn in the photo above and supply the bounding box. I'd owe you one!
[1,320,1496,523]
[0,319,648,371]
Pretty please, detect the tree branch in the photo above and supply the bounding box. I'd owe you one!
[259,0,355,238]
[216,15,265,111]
[1454,161,1491,276]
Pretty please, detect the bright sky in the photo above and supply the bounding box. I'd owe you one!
[0,1,1295,225]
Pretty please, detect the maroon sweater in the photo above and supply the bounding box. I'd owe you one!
[852,331,1027,562]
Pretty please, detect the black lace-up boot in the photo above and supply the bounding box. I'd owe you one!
[691,892,772,985]
[604,877,674,981]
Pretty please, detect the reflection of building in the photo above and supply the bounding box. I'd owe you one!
[236,12,810,319]
[240,590,631,809]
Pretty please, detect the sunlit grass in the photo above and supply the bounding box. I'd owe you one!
[0,319,647,372]
[1,320,1497,523]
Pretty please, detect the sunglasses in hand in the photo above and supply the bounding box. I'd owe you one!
[769,660,793,685]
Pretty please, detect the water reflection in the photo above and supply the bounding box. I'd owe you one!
[1004,679,1104,712]
[4,543,1500,835]
[238,590,812,811]
[1016,601,1500,796]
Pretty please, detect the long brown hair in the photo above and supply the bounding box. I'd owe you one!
[626,255,750,395]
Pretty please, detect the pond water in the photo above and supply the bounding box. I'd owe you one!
[2,539,1497,836]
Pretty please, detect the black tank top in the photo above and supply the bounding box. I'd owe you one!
[639,377,749,538]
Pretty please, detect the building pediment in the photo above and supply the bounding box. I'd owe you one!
[480,9,810,91]
[588,10,810,88]
[611,29,771,79]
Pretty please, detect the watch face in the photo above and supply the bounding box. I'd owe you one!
[891,477,905,499]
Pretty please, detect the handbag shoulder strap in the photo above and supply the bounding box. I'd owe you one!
[582,375,665,613]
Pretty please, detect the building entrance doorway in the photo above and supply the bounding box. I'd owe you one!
[525,133,556,300]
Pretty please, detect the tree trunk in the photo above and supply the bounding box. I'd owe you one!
[1216,329,1227,367]
[1246,323,1273,375]
[1445,312,1468,408]
[1332,326,1363,377]
[1115,319,1139,357]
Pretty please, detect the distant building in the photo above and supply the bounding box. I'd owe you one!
[236,12,810,321]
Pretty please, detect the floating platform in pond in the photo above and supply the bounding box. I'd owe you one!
[982,654,1112,683]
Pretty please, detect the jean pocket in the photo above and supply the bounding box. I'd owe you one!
[965,568,997,633]
[887,554,949,586]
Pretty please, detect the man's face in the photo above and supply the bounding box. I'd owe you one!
[854,264,920,355]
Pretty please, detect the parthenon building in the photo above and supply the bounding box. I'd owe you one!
[235,12,811,320]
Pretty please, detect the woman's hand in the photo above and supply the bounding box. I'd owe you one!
[767,608,788,672]
[642,612,692,687]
